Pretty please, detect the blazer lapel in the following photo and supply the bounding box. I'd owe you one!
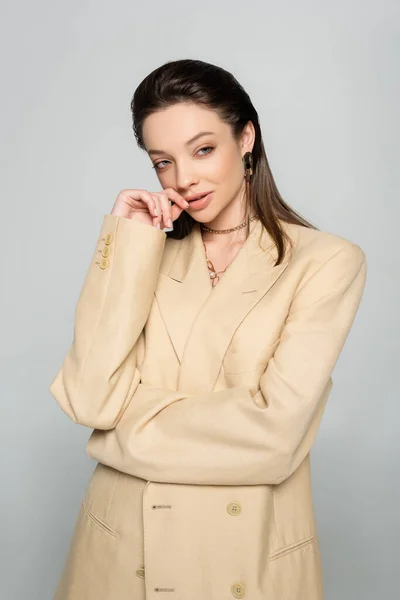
[155,226,213,363]
[155,219,296,393]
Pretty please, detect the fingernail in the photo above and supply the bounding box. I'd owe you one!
[154,207,158,216]
[168,218,173,228]
[184,201,190,207]
[156,222,161,229]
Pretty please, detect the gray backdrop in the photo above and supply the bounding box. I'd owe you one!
[1,0,398,598]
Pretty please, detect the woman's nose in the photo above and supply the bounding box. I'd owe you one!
[175,160,199,191]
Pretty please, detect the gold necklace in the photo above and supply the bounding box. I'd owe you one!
[201,214,257,234]
[201,215,257,286]
[202,241,226,286]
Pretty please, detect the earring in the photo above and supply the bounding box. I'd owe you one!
[243,151,253,183]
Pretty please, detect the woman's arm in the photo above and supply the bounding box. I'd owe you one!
[90,242,367,485]
[49,214,166,429]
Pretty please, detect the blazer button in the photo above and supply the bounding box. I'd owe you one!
[99,257,109,270]
[231,582,245,598]
[104,233,113,245]
[101,245,111,258]
[136,567,145,579]
[227,501,242,516]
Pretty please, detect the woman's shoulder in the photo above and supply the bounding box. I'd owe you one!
[282,220,366,267]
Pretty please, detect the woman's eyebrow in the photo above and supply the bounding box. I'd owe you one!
[148,131,215,156]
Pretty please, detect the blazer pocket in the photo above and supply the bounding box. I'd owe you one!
[82,500,117,538]
[222,365,267,397]
[268,534,317,561]
[223,339,280,374]
[81,462,120,538]
[223,363,267,376]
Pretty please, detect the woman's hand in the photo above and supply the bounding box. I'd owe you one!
[110,188,190,229]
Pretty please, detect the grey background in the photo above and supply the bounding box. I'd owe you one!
[1,0,398,598]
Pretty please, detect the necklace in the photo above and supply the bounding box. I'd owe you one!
[201,215,257,286]
[201,214,257,234]
[202,241,226,286]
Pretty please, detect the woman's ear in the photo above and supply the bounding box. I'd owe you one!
[240,120,256,154]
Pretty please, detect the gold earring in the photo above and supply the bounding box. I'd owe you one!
[243,151,253,183]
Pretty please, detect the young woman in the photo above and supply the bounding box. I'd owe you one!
[50,59,367,600]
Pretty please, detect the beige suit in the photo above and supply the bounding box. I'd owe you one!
[50,214,367,600]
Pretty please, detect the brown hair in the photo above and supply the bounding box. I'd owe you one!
[130,59,318,265]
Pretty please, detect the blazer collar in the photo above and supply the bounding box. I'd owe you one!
[165,218,287,285]
[155,218,297,392]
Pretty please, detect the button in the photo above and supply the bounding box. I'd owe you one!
[231,583,245,598]
[136,567,145,579]
[227,501,242,516]
[101,245,111,257]
[104,233,113,245]
[99,257,109,270]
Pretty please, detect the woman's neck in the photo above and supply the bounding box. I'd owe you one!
[200,215,258,248]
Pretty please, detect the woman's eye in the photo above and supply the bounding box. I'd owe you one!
[197,146,213,156]
[153,160,168,171]
[153,146,214,171]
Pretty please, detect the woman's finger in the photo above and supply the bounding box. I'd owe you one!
[121,189,159,217]
[170,202,185,222]
[151,194,163,228]
[157,193,173,229]
[163,188,190,210]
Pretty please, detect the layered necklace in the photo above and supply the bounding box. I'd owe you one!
[201,214,257,286]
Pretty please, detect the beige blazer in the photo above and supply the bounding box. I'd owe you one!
[50,214,367,600]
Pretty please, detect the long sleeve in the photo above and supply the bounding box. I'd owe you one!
[103,242,367,485]
[49,214,166,430]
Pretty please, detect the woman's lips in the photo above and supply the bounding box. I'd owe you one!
[186,192,213,210]
[185,191,213,202]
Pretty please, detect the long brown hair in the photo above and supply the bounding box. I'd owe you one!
[131,59,318,265]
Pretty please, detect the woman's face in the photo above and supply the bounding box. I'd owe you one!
[142,102,255,226]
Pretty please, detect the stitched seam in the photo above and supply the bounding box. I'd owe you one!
[269,534,317,561]
[143,482,152,587]
[104,468,121,522]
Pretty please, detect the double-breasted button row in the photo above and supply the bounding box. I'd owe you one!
[227,501,242,516]
[98,232,113,270]
[228,502,244,596]
[146,500,244,595]
[231,582,245,597]
[136,566,145,578]
[228,503,244,595]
